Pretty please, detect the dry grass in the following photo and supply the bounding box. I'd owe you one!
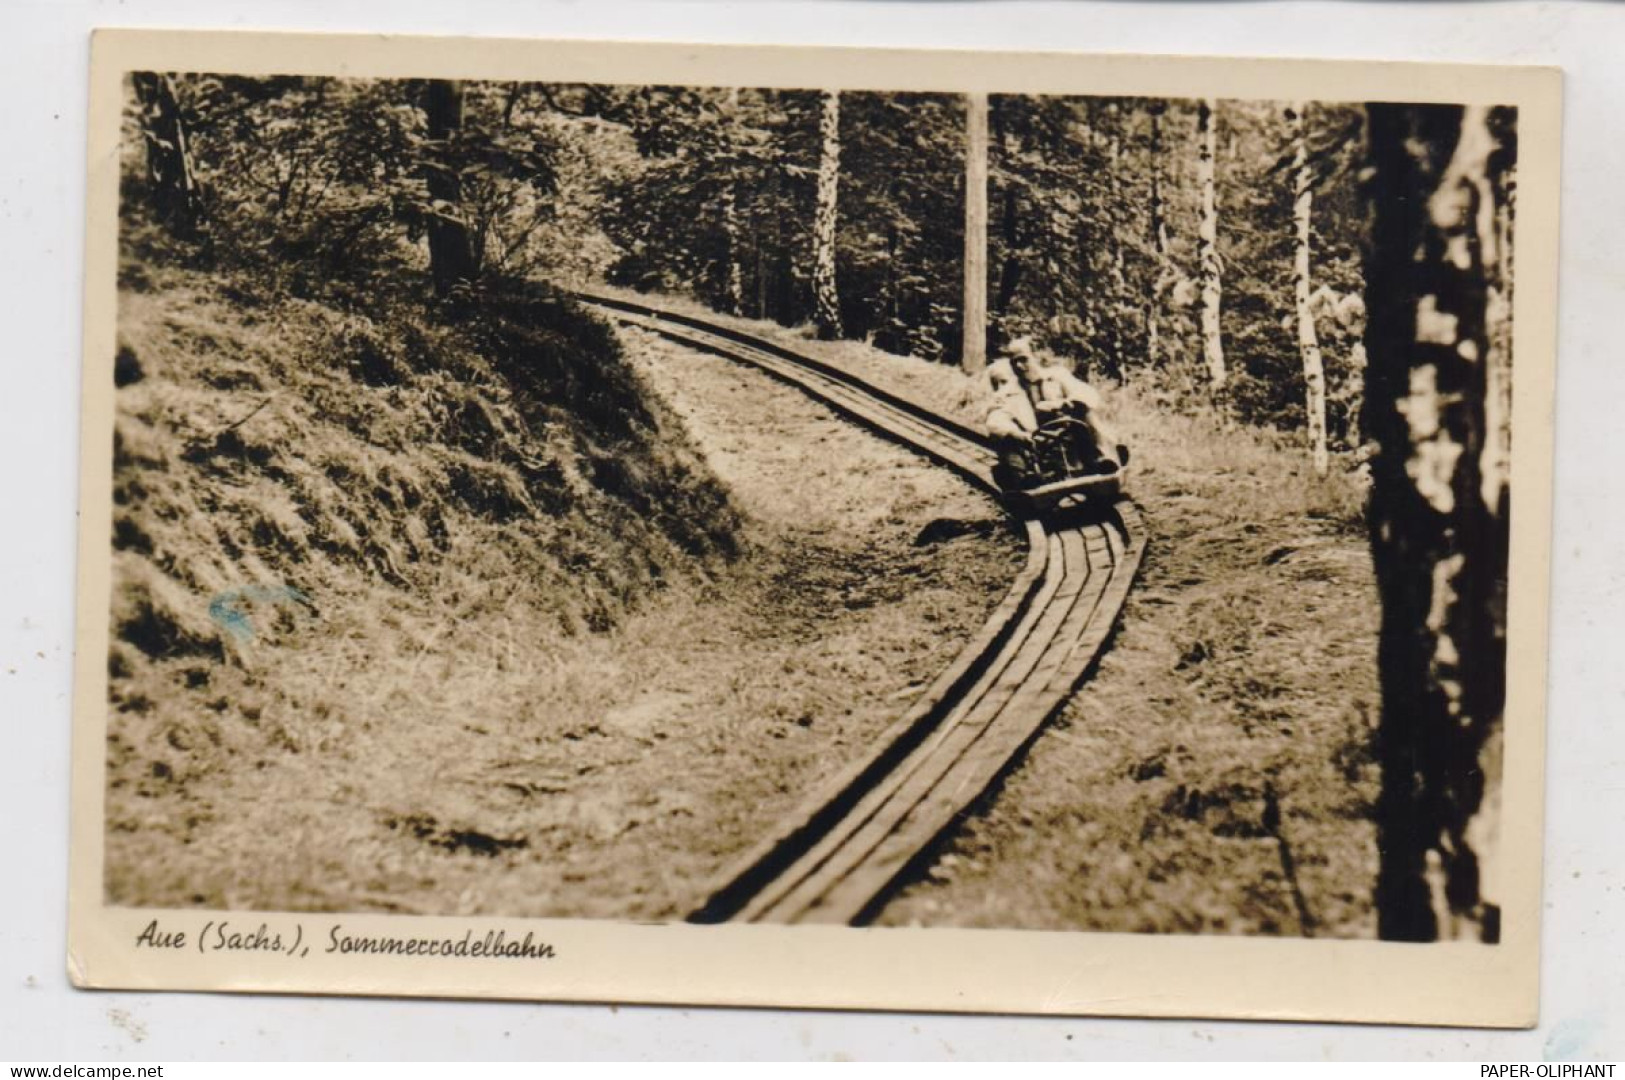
[574,286,1383,936]
[107,264,739,907]
[583,283,991,428]
[881,393,1381,936]
[106,271,1022,917]
[112,266,1379,931]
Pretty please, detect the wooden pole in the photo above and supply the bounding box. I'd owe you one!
[963,92,989,375]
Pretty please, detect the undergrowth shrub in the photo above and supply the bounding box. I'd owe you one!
[110,259,743,678]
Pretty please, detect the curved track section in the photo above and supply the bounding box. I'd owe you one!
[574,290,1146,926]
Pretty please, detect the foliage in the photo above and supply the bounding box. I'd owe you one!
[595,85,822,324]
[115,74,748,653]
[1215,100,1368,447]
[123,72,1412,455]
[131,75,560,304]
[582,86,1375,448]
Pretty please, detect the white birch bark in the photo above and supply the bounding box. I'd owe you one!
[1196,98,1226,391]
[1289,102,1330,475]
[1484,151,1515,515]
[812,90,844,339]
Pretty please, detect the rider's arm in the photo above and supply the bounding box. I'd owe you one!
[986,406,1029,441]
[1058,370,1105,412]
[1066,375,1119,449]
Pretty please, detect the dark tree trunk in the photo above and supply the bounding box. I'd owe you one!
[754,214,768,320]
[420,79,477,303]
[993,182,1024,320]
[1363,103,1514,944]
[1103,102,1130,379]
[1145,101,1169,369]
[770,170,792,325]
[722,87,746,316]
[131,72,204,240]
[989,98,1022,339]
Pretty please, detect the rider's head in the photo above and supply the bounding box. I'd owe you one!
[1006,337,1038,381]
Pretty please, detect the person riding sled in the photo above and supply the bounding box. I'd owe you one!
[985,337,1123,492]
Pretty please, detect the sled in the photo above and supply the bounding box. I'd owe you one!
[995,414,1128,514]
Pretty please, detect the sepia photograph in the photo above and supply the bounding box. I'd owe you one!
[69,30,1559,1024]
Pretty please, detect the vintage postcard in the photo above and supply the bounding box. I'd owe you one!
[70,29,1560,1025]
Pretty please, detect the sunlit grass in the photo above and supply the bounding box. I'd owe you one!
[576,285,1382,936]
[106,270,1023,918]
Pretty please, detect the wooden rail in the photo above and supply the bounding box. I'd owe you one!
[574,290,1146,926]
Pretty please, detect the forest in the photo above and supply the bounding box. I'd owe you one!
[131,78,1384,449]
[119,72,1516,942]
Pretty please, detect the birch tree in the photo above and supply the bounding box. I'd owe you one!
[131,72,204,239]
[1363,102,1514,944]
[1196,97,1227,391]
[1288,102,1330,475]
[1483,110,1517,515]
[812,90,844,339]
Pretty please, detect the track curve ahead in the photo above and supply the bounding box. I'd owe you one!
[574,290,1146,926]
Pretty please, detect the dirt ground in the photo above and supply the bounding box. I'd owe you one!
[587,294,1384,936]
[109,283,1382,934]
[878,394,1382,937]
[108,321,1024,919]
[580,290,1382,938]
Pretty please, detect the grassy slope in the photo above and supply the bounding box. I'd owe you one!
[107,264,741,907]
[600,328,1025,917]
[106,268,1023,918]
[112,261,1378,930]
[882,395,1381,937]
[590,287,1380,936]
[585,284,990,428]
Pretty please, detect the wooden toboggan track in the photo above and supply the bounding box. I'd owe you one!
[574,290,1147,926]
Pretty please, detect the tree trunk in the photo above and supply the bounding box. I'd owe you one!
[1290,103,1330,476]
[812,90,844,340]
[755,209,769,320]
[1484,109,1517,517]
[1363,103,1513,944]
[962,91,989,375]
[723,87,746,316]
[994,184,1023,319]
[1146,102,1169,369]
[131,72,204,240]
[771,167,792,325]
[991,99,1024,328]
[1106,104,1129,378]
[420,79,477,303]
[1196,98,1227,391]
[884,210,900,350]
